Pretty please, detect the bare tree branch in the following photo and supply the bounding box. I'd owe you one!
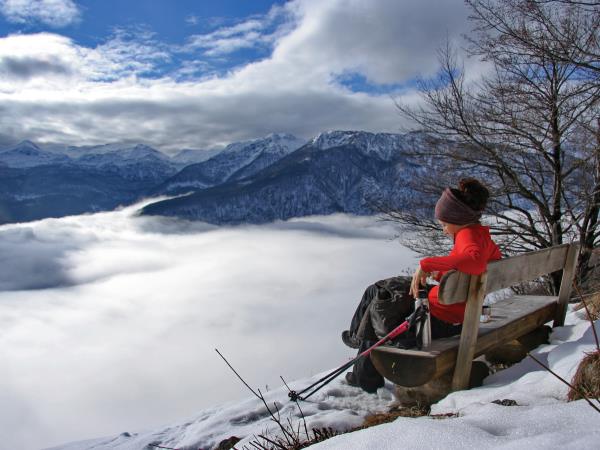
[388,0,599,287]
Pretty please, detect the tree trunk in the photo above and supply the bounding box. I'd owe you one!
[577,120,600,286]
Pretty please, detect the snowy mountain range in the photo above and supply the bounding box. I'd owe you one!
[0,141,181,222]
[0,141,71,168]
[141,131,430,224]
[0,131,434,224]
[171,147,224,166]
[152,133,306,194]
[0,140,216,170]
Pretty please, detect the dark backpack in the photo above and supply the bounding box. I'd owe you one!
[357,276,417,348]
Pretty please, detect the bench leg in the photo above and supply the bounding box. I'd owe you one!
[451,273,488,391]
[395,361,489,407]
[553,243,579,327]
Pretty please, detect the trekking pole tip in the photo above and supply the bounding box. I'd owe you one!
[288,390,302,402]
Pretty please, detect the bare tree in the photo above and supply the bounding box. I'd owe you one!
[391,0,600,288]
[468,1,600,76]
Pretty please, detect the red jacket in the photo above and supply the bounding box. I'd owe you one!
[420,224,502,324]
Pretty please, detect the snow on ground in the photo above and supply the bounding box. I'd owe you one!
[312,311,600,450]
[49,310,599,450]
[311,401,598,450]
[48,375,396,450]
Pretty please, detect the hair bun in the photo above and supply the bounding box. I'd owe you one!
[457,178,489,211]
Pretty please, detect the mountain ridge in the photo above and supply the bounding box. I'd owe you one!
[141,131,429,224]
[0,131,431,224]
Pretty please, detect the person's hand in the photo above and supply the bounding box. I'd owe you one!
[410,266,429,298]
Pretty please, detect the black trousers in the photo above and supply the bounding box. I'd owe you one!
[348,279,462,393]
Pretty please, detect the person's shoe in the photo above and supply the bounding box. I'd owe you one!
[345,371,359,387]
[341,330,360,349]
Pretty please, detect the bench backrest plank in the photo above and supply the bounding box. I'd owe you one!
[440,242,578,391]
[438,243,571,305]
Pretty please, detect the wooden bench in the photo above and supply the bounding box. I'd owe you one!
[371,242,580,391]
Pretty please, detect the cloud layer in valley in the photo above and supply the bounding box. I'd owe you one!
[0,0,476,151]
[0,203,417,450]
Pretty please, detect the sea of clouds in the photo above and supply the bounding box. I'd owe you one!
[0,201,417,450]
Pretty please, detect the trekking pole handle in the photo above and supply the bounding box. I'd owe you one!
[414,289,431,349]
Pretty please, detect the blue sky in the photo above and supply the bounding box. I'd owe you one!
[0,1,279,42]
[0,0,289,80]
[0,0,475,152]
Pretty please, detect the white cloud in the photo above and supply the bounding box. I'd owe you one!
[185,14,199,26]
[0,29,170,86]
[0,0,475,151]
[0,203,417,450]
[185,15,280,56]
[0,0,80,27]
[84,27,172,81]
[0,33,78,85]
[275,0,468,85]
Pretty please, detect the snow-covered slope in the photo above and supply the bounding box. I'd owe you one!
[48,310,599,450]
[0,141,71,168]
[154,133,306,194]
[171,147,223,166]
[310,130,426,161]
[0,143,178,223]
[0,141,178,177]
[141,131,430,224]
[73,144,178,181]
[44,143,171,159]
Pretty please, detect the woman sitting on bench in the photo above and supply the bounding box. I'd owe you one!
[342,178,502,392]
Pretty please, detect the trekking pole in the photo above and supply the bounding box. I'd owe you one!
[414,288,431,349]
[288,305,427,402]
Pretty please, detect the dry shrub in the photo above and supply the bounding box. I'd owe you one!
[214,436,241,450]
[568,351,600,402]
[511,279,551,296]
[574,291,600,321]
[356,405,429,430]
[241,427,338,450]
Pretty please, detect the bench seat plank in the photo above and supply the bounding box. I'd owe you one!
[371,295,558,387]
